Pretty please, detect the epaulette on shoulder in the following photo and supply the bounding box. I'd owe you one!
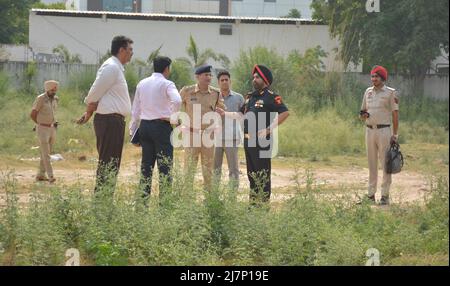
[210,86,220,93]
[180,85,195,93]
[386,86,396,92]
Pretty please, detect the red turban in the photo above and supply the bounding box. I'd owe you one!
[371,66,388,81]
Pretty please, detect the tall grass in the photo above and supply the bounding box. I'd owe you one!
[0,88,96,157]
[0,167,447,265]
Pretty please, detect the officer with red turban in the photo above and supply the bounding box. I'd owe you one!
[359,65,399,205]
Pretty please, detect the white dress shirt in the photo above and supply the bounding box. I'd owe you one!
[129,73,182,135]
[84,56,131,117]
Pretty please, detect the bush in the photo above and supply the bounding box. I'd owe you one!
[278,108,364,158]
[0,89,96,157]
[0,169,447,266]
[169,59,195,89]
[0,71,9,95]
[66,68,97,100]
[231,46,295,95]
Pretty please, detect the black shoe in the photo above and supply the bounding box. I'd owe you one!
[379,196,390,205]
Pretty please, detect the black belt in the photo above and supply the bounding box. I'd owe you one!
[366,124,390,129]
[142,119,171,126]
[38,123,55,127]
[151,119,171,124]
[97,113,124,119]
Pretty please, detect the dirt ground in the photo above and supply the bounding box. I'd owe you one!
[0,149,437,206]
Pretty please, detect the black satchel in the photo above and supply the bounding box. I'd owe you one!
[385,142,404,174]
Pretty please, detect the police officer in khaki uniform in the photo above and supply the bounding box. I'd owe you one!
[360,66,399,205]
[30,80,59,183]
[179,65,225,191]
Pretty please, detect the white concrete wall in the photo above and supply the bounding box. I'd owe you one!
[141,0,154,13]
[29,11,352,71]
[0,45,34,62]
[74,0,88,10]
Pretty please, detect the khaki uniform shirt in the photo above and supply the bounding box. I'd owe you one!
[361,85,399,126]
[32,93,58,125]
[180,84,225,130]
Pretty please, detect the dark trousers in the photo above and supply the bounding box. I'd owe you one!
[244,139,272,203]
[139,119,174,200]
[93,113,125,193]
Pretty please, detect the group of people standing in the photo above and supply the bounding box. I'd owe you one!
[30,35,399,207]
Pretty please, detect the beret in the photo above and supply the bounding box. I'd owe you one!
[195,65,212,75]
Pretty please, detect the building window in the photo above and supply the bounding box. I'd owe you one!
[220,24,232,35]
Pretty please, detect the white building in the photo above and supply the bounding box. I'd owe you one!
[72,0,313,18]
[29,9,351,71]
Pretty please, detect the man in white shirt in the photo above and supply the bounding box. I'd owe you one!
[130,56,182,205]
[77,35,133,193]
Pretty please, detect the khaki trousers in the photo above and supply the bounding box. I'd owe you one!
[36,125,56,178]
[366,127,392,197]
[185,145,215,191]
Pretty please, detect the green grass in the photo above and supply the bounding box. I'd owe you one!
[0,167,447,266]
[0,56,448,266]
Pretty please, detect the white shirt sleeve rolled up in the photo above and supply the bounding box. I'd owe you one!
[84,64,117,104]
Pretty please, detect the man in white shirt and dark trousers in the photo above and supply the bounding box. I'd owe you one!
[130,56,182,205]
[77,35,134,194]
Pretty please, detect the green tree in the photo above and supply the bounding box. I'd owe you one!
[288,46,327,82]
[32,1,66,9]
[311,0,449,95]
[230,46,294,94]
[310,0,331,23]
[24,60,37,93]
[52,45,82,63]
[184,35,230,69]
[0,0,39,44]
[283,8,302,18]
[147,44,163,66]
[169,60,195,89]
